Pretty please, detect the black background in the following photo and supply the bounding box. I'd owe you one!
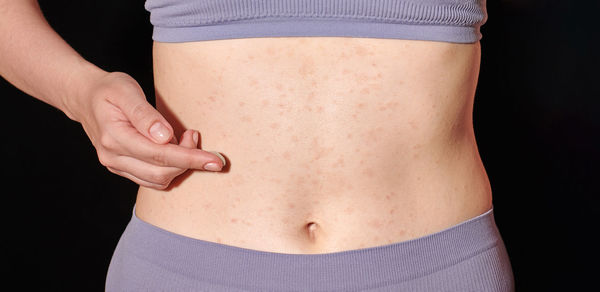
[3,0,598,291]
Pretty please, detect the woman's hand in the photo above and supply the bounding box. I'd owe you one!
[69,71,226,190]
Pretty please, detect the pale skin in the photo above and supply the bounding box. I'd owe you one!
[1,1,493,254]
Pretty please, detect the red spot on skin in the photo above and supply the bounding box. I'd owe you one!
[331,157,345,168]
[409,121,418,130]
[282,152,291,160]
[298,59,315,77]
[208,96,216,102]
[389,208,396,215]
[356,73,370,82]
[288,203,295,209]
[354,45,368,56]
[239,101,246,107]
[368,218,383,229]
[270,123,280,129]
[365,127,381,143]
[230,218,238,223]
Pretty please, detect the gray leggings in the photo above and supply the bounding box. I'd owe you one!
[106,205,515,291]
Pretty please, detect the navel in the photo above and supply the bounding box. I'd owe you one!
[306,222,318,241]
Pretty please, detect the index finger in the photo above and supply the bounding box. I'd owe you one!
[118,127,225,171]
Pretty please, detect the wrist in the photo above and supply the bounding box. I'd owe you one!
[61,59,108,122]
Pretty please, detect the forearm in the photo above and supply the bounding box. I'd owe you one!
[0,0,106,121]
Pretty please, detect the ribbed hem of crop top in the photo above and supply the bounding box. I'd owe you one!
[144,0,488,44]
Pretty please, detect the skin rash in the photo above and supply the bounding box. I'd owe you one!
[134,37,493,254]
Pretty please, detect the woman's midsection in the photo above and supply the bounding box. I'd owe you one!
[135,37,492,254]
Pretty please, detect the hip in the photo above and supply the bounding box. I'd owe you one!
[107,203,513,291]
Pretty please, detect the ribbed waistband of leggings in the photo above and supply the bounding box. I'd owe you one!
[125,205,500,291]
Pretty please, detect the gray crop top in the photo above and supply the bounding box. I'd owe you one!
[144,0,487,44]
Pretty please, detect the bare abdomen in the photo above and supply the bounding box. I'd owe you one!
[135,37,492,254]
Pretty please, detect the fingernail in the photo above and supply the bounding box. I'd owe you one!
[208,151,226,166]
[192,131,199,145]
[150,122,169,143]
[203,162,221,172]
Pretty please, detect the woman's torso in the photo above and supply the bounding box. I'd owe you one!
[135,37,492,254]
